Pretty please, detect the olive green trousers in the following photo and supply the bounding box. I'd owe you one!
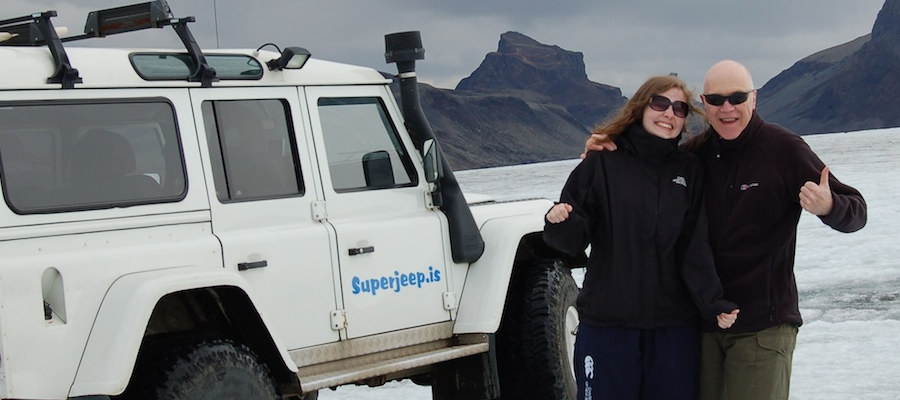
[699,324,799,400]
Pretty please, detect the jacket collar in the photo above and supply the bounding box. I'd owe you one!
[619,123,681,160]
[708,110,764,157]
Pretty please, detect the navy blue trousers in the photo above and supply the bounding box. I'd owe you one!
[574,324,700,400]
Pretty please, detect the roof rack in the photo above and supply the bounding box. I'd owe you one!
[0,0,217,88]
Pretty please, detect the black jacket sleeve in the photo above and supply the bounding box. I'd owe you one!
[819,173,867,233]
[542,155,598,257]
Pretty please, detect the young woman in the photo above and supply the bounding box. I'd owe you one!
[543,75,739,400]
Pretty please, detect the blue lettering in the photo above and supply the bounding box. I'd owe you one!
[416,272,426,287]
[349,265,444,296]
[369,278,380,295]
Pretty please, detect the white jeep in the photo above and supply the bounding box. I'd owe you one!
[0,1,585,399]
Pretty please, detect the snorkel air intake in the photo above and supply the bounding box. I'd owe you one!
[385,31,484,263]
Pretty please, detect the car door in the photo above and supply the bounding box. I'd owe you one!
[191,87,341,349]
[305,85,452,339]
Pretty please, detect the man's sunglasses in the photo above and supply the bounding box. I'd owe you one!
[703,91,752,106]
[649,95,689,118]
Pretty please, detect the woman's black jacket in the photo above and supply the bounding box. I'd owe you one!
[543,125,737,329]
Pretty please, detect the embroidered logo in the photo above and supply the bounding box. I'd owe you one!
[740,182,759,191]
[672,176,687,187]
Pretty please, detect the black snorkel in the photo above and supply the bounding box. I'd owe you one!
[385,31,484,263]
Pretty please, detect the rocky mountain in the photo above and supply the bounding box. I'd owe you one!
[456,32,625,130]
[392,31,626,170]
[757,0,900,134]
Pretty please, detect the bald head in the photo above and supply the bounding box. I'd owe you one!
[704,60,755,94]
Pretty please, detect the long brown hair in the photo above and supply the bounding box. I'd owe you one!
[592,75,703,140]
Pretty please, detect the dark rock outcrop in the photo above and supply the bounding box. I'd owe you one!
[457,32,625,130]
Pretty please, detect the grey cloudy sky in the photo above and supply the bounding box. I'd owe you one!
[5,1,886,96]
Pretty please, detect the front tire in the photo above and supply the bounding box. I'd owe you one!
[118,338,279,400]
[497,259,579,400]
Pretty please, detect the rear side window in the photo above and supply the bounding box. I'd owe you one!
[131,53,264,81]
[0,100,186,213]
[202,99,303,201]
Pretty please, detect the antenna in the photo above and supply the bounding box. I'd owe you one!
[213,0,220,48]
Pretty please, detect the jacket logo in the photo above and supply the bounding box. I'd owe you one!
[740,182,759,191]
[672,176,687,187]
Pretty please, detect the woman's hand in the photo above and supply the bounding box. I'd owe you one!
[716,309,740,329]
[546,203,573,224]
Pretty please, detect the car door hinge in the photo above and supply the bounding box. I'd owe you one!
[330,309,348,331]
[424,190,439,209]
[311,201,328,221]
[442,291,458,311]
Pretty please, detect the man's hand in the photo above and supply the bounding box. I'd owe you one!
[717,309,739,329]
[546,203,573,224]
[800,166,834,216]
[580,133,618,159]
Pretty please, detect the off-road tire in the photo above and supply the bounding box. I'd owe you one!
[117,338,279,400]
[497,259,579,400]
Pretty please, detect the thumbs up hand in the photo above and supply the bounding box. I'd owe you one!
[799,166,834,216]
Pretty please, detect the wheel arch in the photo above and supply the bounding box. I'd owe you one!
[453,215,584,334]
[69,267,299,397]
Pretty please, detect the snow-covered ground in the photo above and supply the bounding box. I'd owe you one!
[319,128,900,399]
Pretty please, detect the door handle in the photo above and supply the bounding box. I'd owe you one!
[238,260,268,271]
[348,246,375,256]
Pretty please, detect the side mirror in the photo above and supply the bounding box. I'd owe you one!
[362,150,395,188]
[422,139,441,183]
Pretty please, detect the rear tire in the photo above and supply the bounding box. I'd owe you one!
[118,338,279,400]
[497,259,579,400]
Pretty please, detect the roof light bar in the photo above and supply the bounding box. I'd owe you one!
[83,0,172,37]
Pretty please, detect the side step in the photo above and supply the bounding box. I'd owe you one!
[297,337,489,392]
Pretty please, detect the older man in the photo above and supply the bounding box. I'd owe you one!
[584,60,867,399]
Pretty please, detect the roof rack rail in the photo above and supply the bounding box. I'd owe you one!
[0,0,218,88]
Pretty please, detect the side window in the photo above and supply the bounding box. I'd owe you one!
[0,100,186,213]
[317,97,416,192]
[202,99,303,201]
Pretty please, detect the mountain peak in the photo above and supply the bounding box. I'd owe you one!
[497,31,547,51]
[455,32,623,129]
[457,31,588,91]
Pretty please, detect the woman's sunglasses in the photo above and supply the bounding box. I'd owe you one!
[649,95,689,118]
[702,91,752,106]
